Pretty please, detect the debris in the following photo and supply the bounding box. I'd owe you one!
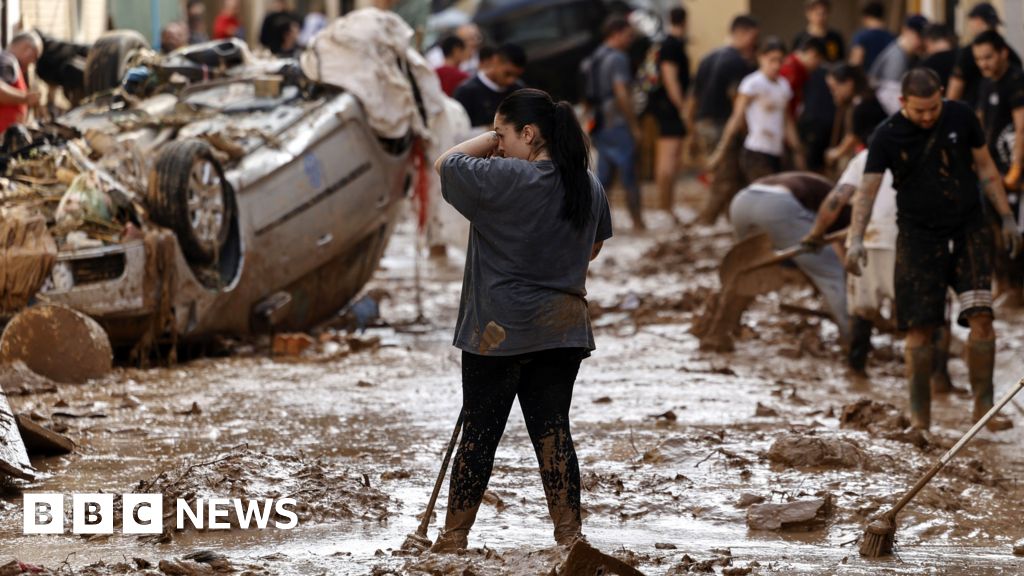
[559,540,646,575]
[54,171,114,235]
[16,414,75,455]
[0,208,57,314]
[767,433,869,469]
[593,396,613,404]
[178,402,202,416]
[654,543,677,550]
[356,380,375,388]
[736,493,765,508]
[754,402,779,417]
[347,335,381,353]
[272,333,315,357]
[1014,541,1024,556]
[649,410,678,422]
[0,304,113,384]
[747,496,832,531]
[0,361,59,395]
[0,388,36,481]
[839,400,909,433]
[481,490,506,512]
[722,567,753,576]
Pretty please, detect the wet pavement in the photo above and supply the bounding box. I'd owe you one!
[1,183,1024,575]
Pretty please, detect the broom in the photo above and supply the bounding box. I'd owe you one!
[860,376,1024,558]
[400,410,464,552]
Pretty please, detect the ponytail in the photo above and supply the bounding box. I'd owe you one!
[552,101,593,232]
[497,89,595,233]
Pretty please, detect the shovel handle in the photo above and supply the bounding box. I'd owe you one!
[417,410,464,536]
[752,228,848,270]
[890,376,1024,516]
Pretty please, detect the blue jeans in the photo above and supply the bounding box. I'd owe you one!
[593,124,642,219]
[730,185,851,342]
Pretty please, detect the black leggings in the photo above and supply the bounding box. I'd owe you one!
[448,348,585,524]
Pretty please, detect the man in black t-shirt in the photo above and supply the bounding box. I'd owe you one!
[651,7,690,223]
[691,15,758,225]
[948,2,1022,105]
[846,68,1021,432]
[922,24,957,90]
[974,31,1024,308]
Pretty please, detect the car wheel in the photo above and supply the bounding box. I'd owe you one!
[147,139,236,265]
[84,30,148,96]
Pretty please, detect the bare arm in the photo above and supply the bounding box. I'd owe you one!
[708,93,749,166]
[848,45,864,68]
[434,131,499,175]
[1012,107,1024,172]
[807,183,857,240]
[973,145,1014,217]
[590,241,604,261]
[947,76,964,102]
[784,109,805,170]
[0,82,34,106]
[660,61,687,115]
[849,173,883,240]
[613,79,641,135]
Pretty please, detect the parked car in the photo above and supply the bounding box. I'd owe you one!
[3,35,415,350]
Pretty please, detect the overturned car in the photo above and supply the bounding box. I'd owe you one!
[0,12,444,355]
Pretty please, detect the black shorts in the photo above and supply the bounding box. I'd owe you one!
[894,224,994,331]
[650,96,686,138]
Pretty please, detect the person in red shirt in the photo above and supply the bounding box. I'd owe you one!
[435,35,469,97]
[212,0,242,40]
[0,32,41,135]
[780,37,825,116]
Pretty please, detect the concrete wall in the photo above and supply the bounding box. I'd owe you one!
[21,0,107,43]
[108,0,183,46]
[682,0,747,71]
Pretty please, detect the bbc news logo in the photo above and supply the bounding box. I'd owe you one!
[24,494,299,534]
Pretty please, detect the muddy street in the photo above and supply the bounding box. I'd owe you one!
[2,184,1024,575]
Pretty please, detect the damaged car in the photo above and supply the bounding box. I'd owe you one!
[0,17,441,356]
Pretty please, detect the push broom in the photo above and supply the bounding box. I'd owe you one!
[860,376,1024,558]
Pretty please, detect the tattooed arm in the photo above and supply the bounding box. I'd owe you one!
[804,183,857,246]
[844,173,883,275]
[973,145,1014,217]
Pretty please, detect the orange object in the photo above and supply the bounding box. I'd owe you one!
[0,66,28,135]
[1004,164,1021,191]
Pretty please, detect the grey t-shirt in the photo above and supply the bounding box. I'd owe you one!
[592,45,632,130]
[440,153,613,356]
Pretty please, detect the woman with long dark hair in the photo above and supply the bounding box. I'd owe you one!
[431,88,612,551]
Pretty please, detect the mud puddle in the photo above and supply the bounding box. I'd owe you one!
[1,184,1023,575]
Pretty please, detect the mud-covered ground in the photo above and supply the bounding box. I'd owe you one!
[1,182,1024,575]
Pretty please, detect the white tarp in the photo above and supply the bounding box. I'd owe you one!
[300,8,447,141]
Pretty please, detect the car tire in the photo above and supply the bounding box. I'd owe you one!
[147,139,236,265]
[84,30,148,96]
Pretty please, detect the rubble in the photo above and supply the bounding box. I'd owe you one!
[746,495,832,531]
[0,304,112,383]
[766,433,869,469]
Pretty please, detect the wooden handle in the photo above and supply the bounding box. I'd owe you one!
[890,377,1024,516]
[416,411,464,536]
[751,228,848,271]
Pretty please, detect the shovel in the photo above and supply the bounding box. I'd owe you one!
[718,228,848,297]
[400,411,464,552]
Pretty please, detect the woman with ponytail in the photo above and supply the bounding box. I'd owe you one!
[430,88,612,551]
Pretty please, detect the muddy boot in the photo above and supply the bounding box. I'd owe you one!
[905,344,933,430]
[966,339,1014,432]
[930,326,966,395]
[847,316,873,375]
[429,504,479,553]
[534,432,584,546]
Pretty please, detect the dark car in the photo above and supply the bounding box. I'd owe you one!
[473,0,660,102]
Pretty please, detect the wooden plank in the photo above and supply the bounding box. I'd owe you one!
[0,390,35,480]
[16,415,74,456]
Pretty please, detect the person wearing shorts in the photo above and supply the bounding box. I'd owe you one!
[650,7,690,223]
[845,68,1022,431]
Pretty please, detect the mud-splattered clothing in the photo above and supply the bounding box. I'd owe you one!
[865,100,987,236]
[440,153,613,356]
[445,348,585,543]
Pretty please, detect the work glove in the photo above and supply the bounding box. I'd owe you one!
[1001,213,1022,259]
[845,238,867,276]
[800,232,826,252]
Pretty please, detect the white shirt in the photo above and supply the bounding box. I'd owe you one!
[839,150,897,250]
[738,71,793,157]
